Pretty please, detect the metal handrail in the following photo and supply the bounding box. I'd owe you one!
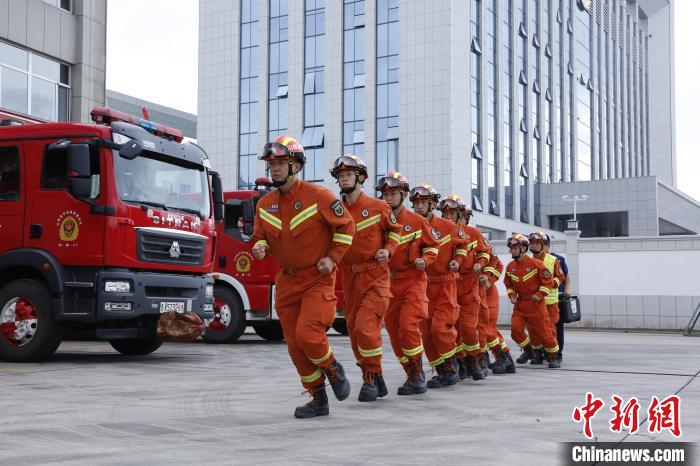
[684,302,700,336]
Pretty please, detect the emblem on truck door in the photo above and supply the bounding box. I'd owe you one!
[169,241,181,258]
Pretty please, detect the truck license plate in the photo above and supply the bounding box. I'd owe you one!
[160,302,185,313]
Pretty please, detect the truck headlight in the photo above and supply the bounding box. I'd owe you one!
[105,281,131,293]
[205,284,214,298]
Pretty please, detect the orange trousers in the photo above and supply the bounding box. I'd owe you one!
[421,275,459,367]
[341,264,391,374]
[385,270,429,364]
[530,303,560,349]
[510,299,559,354]
[455,274,481,357]
[484,284,507,351]
[275,268,339,390]
[477,286,490,353]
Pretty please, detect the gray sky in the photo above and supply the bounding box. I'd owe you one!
[106,0,700,202]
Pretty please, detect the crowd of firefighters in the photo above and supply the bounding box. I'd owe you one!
[251,135,569,419]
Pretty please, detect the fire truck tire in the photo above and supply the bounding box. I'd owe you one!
[109,337,163,356]
[332,319,348,335]
[202,286,246,343]
[0,279,63,362]
[253,322,284,341]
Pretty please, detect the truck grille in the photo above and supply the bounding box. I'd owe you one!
[137,230,205,266]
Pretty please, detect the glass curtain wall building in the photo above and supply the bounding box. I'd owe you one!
[199,0,681,237]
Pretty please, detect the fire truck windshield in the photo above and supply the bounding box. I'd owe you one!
[114,150,210,218]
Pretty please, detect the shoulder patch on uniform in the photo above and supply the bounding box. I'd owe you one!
[389,212,397,224]
[542,269,552,279]
[331,199,345,217]
[404,224,412,232]
[431,228,441,240]
[458,229,467,239]
[483,238,492,247]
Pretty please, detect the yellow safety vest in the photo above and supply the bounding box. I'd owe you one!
[542,253,560,305]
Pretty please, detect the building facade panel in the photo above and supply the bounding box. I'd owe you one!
[198,0,678,238]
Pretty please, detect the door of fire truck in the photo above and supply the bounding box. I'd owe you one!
[25,138,106,266]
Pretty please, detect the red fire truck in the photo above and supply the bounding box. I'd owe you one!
[202,178,347,343]
[0,108,223,361]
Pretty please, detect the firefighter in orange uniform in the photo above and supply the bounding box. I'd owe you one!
[503,234,561,369]
[440,197,490,381]
[411,184,466,388]
[252,136,356,418]
[527,231,565,365]
[479,247,516,374]
[330,155,403,402]
[377,172,439,395]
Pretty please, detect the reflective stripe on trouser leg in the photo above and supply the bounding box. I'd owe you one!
[457,287,481,356]
[386,278,428,363]
[510,310,530,348]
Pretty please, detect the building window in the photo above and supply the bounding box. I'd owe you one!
[376,0,399,180]
[302,0,325,183]
[574,2,592,181]
[503,0,515,219]
[343,0,365,158]
[518,0,528,223]
[238,0,260,189]
[471,0,482,211]
[486,0,498,215]
[42,0,71,12]
[268,0,289,140]
[0,41,70,122]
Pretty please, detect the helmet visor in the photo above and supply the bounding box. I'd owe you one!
[261,142,290,160]
[333,156,362,171]
[376,176,402,190]
[438,199,461,210]
[409,186,433,199]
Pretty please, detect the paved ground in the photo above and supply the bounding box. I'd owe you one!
[0,329,698,465]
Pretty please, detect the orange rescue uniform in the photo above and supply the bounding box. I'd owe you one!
[503,255,560,356]
[385,207,439,365]
[420,215,467,368]
[481,252,509,353]
[340,192,403,374]
[253,179,355,390]
[455,224,490,358]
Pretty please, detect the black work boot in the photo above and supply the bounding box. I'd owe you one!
[442,356,459,386]
[294,386,329,418]
[478,353,489,378]
[493,348,516,374]
[322,359,351,401]
[358,368,379,402]
[460,356,472,378]
[457,357,468,380]
[376,374,388,398]
[485,351,494,369]
[398,358,428,395]
[516,345,533,364]
[530,348,544,365]
[547,352,561,369]
[427,363,446,389]
[467,355,485,381]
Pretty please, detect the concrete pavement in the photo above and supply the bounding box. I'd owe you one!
[0,329,698,465]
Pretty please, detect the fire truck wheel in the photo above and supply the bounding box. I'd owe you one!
[109,337,163,356]
[253,322,284,341]
[332,319,349,336]
[0,279,63,362]
[202,286,246,343]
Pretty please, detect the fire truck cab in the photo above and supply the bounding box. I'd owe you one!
[202,178,347,343]
[0,108,223,361]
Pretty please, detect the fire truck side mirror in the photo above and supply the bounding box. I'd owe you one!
[211,172,224,221]
[67,144,92,198]
[242,199,255,223]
